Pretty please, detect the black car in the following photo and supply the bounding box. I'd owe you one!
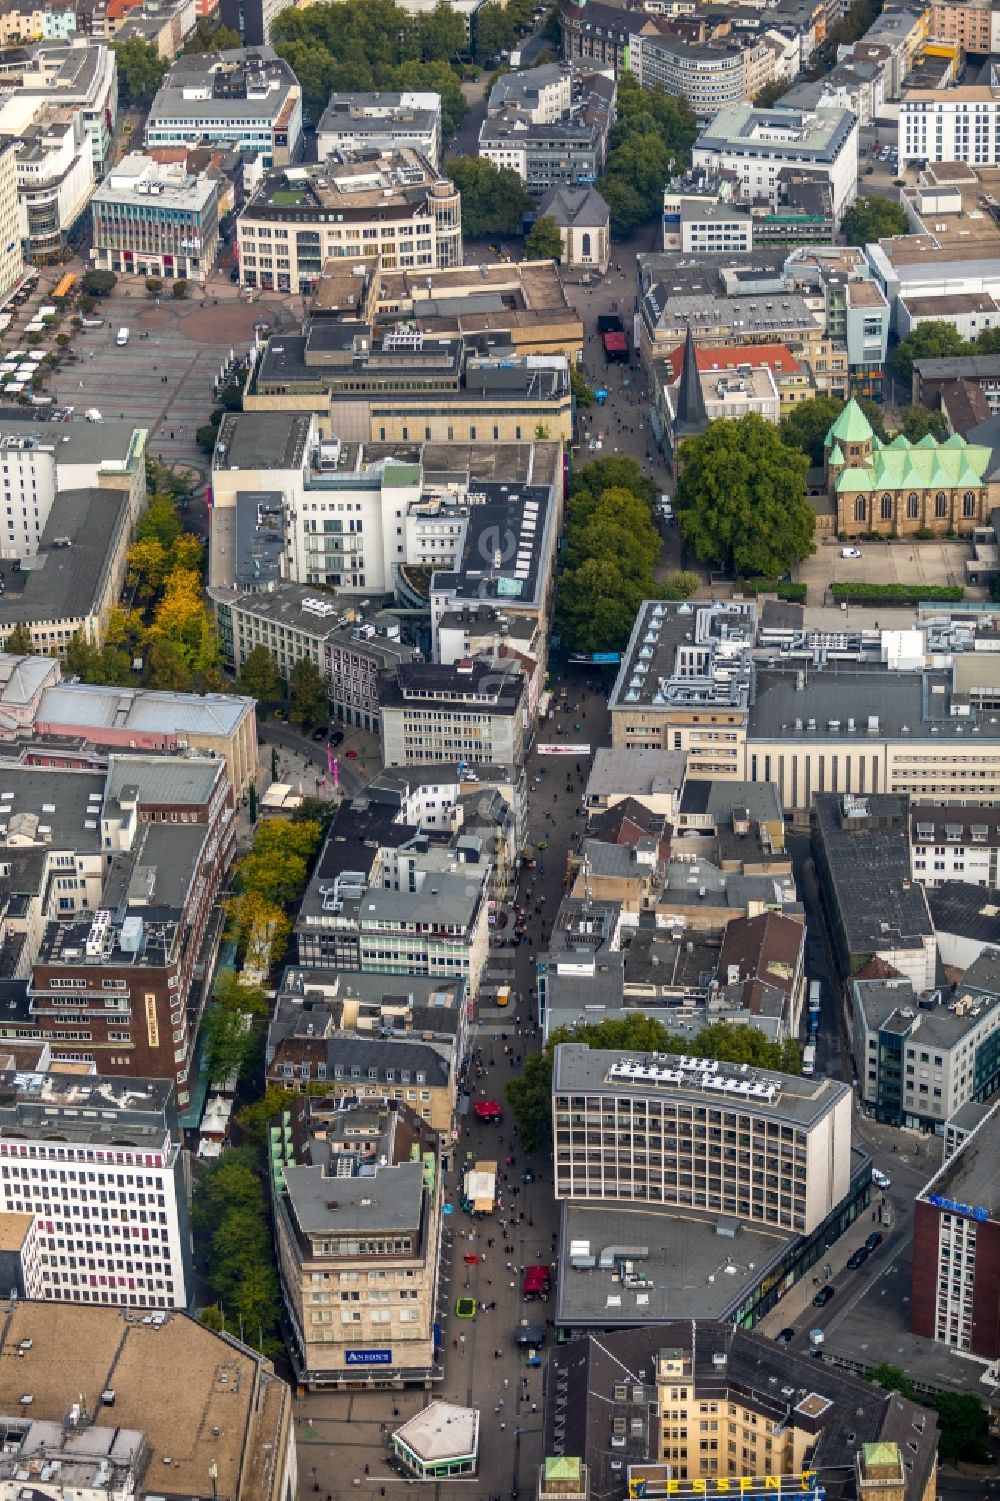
[311,725,328,741]
[774,1327,795,1345]
[329,729,345,747]
[812,1284,835,1307]
[847,1248,870,1271]
[865,1232,883,1252]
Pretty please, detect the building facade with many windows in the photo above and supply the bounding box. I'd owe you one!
[552,1044,853,1236]
[90,153,220,283]
[0,1070,192,1308]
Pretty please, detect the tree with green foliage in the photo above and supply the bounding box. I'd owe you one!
[2,623,33,655]
[238,643,284,702]
[676,413,814,577]
[201,1004,257,1087]
[272,0,468,135]
[505,1051,553,1152]
[136,493,184,551]
[556,465,663,653]
[183,18,242,50]
[753,77,791,107]
[172,279,189,299]
[525,214,564,261]
[868,1364,915,1398]
[197,422,220,454]
[780,395,885,466]
[475,1,516,61]
[446,155,533,236]
[895,320,970,387]
[932,1392,990,1463]
[236,1085,297,1148]
[81,269,116,298]
[143,637,194,691]
[570,365,594,408]
[599,78,698,234]
[289,656,329,725]
[193,1147,282,1353]
[113,36,168,105]
[662,568,700,600]
[571,453,657,511]
[897,403,949,442]
[841,195,909,246]
[292,795,339,831]
[780,394,849,465]
[145,276,162,297]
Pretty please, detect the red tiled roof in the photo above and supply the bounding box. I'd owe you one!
[663,341,803,383]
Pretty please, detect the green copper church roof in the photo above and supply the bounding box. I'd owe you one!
[827,397,873,446]
[829,443,844,467]
[833,433,991,493]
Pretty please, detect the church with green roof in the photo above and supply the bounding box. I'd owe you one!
[824,397,995,536]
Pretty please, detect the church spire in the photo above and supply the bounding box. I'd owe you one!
[674,324,708,439]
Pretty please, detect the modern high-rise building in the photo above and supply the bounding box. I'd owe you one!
[0,1070,192,1308]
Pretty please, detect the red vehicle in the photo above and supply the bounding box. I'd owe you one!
[522,1265,551,1299]
[474,1100,503,1124]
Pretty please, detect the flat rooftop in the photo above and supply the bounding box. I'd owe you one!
[0,1302,288,1501]
[556,1202,792,1326]
[0,488,129,627]
[283,1158,425,1233]
[215,411,311,471]
[552,1043,851,1128]
[921,1106,1000,1219]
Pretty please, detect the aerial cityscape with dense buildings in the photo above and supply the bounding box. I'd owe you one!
[1,0,1000,1495]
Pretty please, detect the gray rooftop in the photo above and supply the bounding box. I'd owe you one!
[920,1103,1000,1221]
[0,765,107,850]
[104,754,223,809]
[552,1043,851,1129]
[0,1070,177,1149]
[585,748,687,799]
[678,777,783,824]
[750,667,1000,743]
[283,1158,425,1233]
[214,411,311,471]
[0,418,142,467]
[0,488,129,627]
[148,48,299,126]
[814,793,934,956]
[38,681,253,737]
[852,975,1000,1051]
[555,1202,792,1326]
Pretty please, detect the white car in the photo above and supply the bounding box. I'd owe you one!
[841,547,862,559]
[872,1168,892,1190]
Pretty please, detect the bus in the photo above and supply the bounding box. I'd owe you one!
[802,1042,816,1077]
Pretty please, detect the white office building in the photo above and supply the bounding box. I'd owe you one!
[693,103,859,217]
[316,92,442,170]
[899,81,1000,166]
[0,1071,192,1307]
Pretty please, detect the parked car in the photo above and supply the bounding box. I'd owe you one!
[865,1232,884,1252]
[847,1247,870,1270]
[872,1168,892,1190]
[311,725,328,741]
[841,547,862,559]
[812,1285,835,1307]
[329,729,344,746]
[774,1327,795,1345]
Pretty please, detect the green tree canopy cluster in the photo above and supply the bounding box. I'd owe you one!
[201,971,269,1089]
[112,36,168,105]
[194,1148,282,1353]
[892,318,1000,386]
[118,492,221,692]
[183,18,242,50]
[840,196,909,246]
[81,269,116,298]
[555,456,662,654]
[867,1366,990,1464]
[507,1014,801,1150]
[600,78,698,235]
[238,642,285,703]
[225,819,322,972]
[445,156,533,237]
[675,412,815,578]
[473,0,539,63]
[524,214,564,261]
[272,0,468,134]
[779,394,887,466]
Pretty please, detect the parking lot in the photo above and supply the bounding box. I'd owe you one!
[796,537,975,599]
